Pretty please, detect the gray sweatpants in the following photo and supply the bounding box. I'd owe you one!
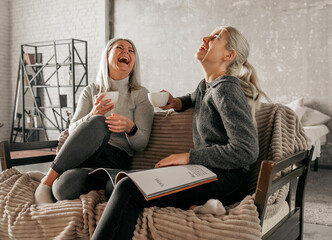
[51,115,131,200]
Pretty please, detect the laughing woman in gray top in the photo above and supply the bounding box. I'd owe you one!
[34,38,154,205]
[92,26,268,240]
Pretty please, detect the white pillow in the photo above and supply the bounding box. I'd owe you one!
[285,98,306,121]
[301,107,331,126]
[286,98,304,107]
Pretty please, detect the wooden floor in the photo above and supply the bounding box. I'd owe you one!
[304,223,332,240]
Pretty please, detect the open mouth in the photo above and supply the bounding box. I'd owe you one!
[118,56,129,65]
[199,45,208,51]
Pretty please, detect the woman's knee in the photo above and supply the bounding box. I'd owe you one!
[112,177,139,201]
[71,115,110,143]
[52,168,92,201]
[86,115,109,134]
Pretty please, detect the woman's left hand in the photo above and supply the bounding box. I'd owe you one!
[155,153,189,168]
[105,114,135,133]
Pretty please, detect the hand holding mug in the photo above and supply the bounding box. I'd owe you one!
[105,113,135,133]
[90,93,114,116]
[158,90,182,111]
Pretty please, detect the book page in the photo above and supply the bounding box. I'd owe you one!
[89,168,125,186]
[116,165,217,199]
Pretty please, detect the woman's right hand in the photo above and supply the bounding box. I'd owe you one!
[159,90,182,111]
[90,93,114,116]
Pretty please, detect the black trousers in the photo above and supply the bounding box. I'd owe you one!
[92,167,249,240]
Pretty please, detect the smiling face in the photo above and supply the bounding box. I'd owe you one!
[107,40,136,79]
[195,28,233,65]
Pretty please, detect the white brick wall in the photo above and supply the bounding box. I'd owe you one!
[0,0,11,141]
[2,0,108,142]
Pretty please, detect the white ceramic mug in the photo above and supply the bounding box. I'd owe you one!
[148,92,170,107]
[100,91,119,117]
[101,91,119,104]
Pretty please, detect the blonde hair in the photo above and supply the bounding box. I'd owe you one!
[221,26,269,123]
[95,38,141,93]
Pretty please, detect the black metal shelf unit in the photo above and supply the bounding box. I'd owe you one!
[10,39,88,143]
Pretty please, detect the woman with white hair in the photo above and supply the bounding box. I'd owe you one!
[92,26,267,240]
[34,38,154,205]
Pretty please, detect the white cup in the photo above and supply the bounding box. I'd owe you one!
[101,91,119,104]
[148,92,170,107]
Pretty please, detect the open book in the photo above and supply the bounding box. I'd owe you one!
[89,165,217,201]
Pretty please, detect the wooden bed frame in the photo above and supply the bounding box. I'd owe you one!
[0,140,313,240]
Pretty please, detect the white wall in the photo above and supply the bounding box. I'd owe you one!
[113,0,332,164]
[1,0,331,165]
[0,0,11,141]
[114,0,332,101]
[1,0,109,172]
[0,0,108,142]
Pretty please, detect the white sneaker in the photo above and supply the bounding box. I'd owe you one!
[34,183,54,205]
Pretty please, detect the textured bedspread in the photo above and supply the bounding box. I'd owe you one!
[134,196,261,240]
[0,168,107,239]
[0,168,262,240]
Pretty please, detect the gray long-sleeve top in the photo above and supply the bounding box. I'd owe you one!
[179,75,258,171]
[69,78,154,157]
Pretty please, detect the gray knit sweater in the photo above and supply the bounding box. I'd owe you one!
[69,77,154,157]
[179,75,258,170]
